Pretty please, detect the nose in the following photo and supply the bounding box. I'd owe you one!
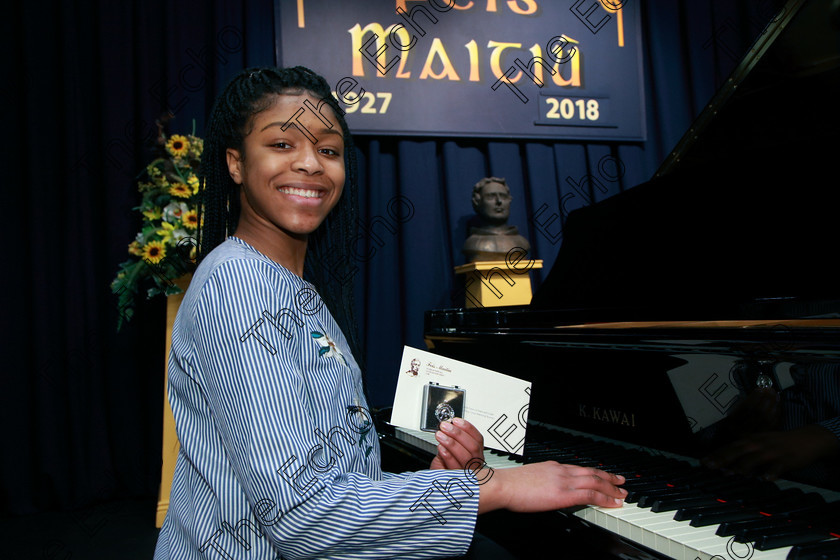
[293,144,324,174]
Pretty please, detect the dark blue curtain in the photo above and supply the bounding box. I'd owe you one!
[3,0,776,515]
[354,0,777,406]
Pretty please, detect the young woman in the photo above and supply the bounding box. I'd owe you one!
[153,66,626,560]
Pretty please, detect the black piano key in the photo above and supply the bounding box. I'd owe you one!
[754,529,832,550]
[569,459,605,468]
[789,538,840,560]
[603,468,647,477]
[725,490,822,518]
[690,508,761,527]
[638,488,706,508]
[675,503,738,521]
[652,495,719,512]
[626,482,682,503]
[703,477,771,494]
[680,472,735,491]
[734,519,810,542]
[717,515,802,537]
[764,501,830,521]
[624,490,649,504]
[676,484,791,519]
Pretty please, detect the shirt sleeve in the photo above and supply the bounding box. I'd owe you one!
[189,259,478,560]
[816,417,840,442]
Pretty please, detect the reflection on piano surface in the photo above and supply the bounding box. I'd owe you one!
[379,0,840,558]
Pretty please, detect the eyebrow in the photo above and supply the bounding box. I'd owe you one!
[260,122,343,138]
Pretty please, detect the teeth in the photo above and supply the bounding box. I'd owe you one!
[279,187,323,198]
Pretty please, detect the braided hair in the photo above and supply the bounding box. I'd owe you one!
[197,66,363,368]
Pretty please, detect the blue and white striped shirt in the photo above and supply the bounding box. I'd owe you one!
[154,237,479,560]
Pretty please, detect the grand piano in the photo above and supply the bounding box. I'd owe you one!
[378,0,840,558]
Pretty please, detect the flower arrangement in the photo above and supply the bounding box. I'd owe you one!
[111,124,203,330]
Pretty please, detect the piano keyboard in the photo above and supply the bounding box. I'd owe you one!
[393,424,840,560]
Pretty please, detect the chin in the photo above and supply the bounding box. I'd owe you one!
[284,221,326,237]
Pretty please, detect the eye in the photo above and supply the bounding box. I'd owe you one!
[269,141,291,149]
[319,147,341,157]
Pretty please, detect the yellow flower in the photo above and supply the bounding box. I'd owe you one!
[169,182,191,199]
[189,136,204,158]
[187,174,200,195]
[166,135,190,158]
[147,164,162,177]
[142,241,166,264]
[128,241,143,256]
[182,209,199,230]
[142,207,162,221]
[157,221,176,244]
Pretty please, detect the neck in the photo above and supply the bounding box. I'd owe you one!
[234,219,308,277]
[477,221,511,231]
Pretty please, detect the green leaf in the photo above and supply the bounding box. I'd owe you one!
[318,347,330,357]
[164,283,184,296]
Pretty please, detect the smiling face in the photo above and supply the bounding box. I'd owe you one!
[226,92,345,251]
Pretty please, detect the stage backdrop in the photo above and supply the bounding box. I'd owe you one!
[6,0,784,519]
[277,0,646,140]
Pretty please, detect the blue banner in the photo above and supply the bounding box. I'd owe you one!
[277,0,645,140]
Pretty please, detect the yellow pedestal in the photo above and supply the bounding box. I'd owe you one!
[454,259,543,308]
[155,274,191,528]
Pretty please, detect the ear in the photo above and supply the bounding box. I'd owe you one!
[226,148,243,184]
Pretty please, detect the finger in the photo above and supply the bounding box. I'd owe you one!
[571,472,628,499]
[556,464,626,486]
[434,432,473,469]
[440,421,482,455]
[565,487,625,508]
[434,443,460,470]
[437,423,483,464]
[548,465,627,501]
[451,417,484,446]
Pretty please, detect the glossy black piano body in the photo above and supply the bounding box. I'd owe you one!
[424,313,840,461]
[379,0,840,558]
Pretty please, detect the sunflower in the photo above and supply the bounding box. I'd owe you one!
[141,241,167,264]
[166,135,190,158]
[182,209,199,230]
[169,182,191,199]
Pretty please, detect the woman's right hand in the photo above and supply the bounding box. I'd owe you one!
[478,461,627,514]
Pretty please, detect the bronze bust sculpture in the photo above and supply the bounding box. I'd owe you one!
[462,177,531,262]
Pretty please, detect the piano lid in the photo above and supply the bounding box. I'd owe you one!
[656,0,840,178]
[530,0,840,319]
